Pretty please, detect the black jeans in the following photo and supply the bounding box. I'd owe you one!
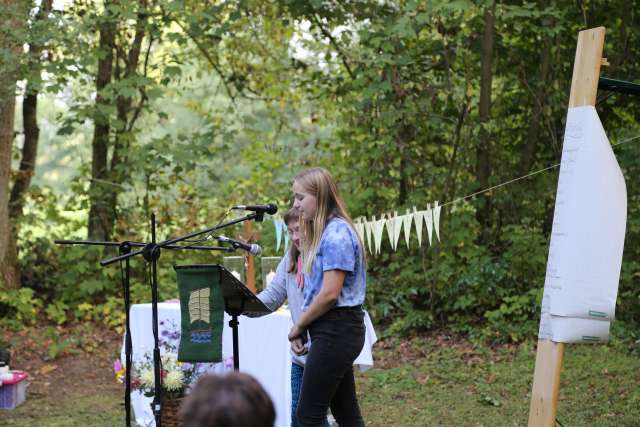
[296,307,366,427]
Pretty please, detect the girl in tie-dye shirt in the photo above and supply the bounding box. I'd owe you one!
[287,167,366,427]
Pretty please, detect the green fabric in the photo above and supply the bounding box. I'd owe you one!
[175,265,224,363]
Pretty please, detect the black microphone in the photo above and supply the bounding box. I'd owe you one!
[232,203,278,215]
[216,236,262,256]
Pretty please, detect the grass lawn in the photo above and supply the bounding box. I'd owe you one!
[357,334,640,426]
[2,324,638,426]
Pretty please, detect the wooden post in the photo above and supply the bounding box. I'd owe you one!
[528,26,605,427]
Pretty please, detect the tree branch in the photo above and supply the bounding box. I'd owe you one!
[308,12,355,80]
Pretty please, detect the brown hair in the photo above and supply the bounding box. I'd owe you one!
[180,372,275,427]
[283,208,300,274]
[293,167,366,272]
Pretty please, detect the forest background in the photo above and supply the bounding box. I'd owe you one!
[1,0,639,348]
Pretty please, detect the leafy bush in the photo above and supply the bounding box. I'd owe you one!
[0,288,43,330]
[365,206,552,343]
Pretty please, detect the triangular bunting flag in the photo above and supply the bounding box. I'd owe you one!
[385,214,396,251]
[274,218,283,252]
[402,210,413,248]
[412,206,424,247]
[283,225,290,253]
[393,212,403,251]
[425,203,433,246]
[364,219,374,254]
[354,221,365,247]
[433,201,441,242]
[372,215,386,254]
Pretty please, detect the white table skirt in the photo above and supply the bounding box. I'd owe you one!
[122,302,377,427]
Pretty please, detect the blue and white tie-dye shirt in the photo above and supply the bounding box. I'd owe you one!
[302,217,366,311]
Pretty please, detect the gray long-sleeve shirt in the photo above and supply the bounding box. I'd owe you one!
[256,256,308,366]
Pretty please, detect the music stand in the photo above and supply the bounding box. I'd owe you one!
[174,264,270,370]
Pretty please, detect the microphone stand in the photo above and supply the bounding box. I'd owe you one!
[56,210,263,427]
[100,211,263,427]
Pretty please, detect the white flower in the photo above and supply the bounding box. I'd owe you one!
[164,370,184,391]
[141,369,155,388]
[161,353,177,366]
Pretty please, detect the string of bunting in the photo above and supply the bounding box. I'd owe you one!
[268,133,640,255]
[270,202,442,255]
[353,202,442,255]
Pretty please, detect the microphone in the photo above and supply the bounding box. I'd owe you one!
[232,203,278,215]
[217,236,262,256]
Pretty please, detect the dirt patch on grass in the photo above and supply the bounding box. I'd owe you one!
[1,323,124,424]
[374,331,524,369]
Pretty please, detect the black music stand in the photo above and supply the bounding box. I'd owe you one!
[174,264,270,371]
[219,265,271,370]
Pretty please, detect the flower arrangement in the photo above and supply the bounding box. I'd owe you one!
[114,319,228,400]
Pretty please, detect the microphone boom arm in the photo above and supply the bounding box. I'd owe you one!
[100,212,260,266]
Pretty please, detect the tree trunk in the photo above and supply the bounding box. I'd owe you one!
[0,0,27,290]
[88,1,147,240]
[87,16,117,240]
[10,0,52,221]
[112,1,146,183]
[444,98,471,202]
[0,95,18,290]
[520,25,552,174]
[475,2,495,241]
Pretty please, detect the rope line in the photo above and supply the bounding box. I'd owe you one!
[441,133,640,208]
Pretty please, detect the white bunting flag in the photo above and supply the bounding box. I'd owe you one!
[425,203,433,245]
[433,200,442,242]
[385,214,396,250]
[364,219,374,254]
[274,218,284,252]
[402,210,413,248]
[393,213,403,251]
[283,226,290,253]
[354,221,365,247]
[372,215,386,254]
[412,206,424,247]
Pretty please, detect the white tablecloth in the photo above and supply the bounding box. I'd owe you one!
[122,303,377,427]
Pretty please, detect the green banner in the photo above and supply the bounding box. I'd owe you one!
[175,265,224,363]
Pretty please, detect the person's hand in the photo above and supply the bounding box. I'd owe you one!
[288,323,304,341]
[290,337,307,355]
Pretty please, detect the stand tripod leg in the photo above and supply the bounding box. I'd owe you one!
[120,243,132,427]
[149,215,163,427]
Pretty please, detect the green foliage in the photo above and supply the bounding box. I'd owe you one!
[45,301,69,325]
[367,205,546,342]
[44,326,78,360]
[7,0,640,343]
[0,288,43,330]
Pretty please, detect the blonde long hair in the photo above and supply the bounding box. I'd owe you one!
[294,168,366,273]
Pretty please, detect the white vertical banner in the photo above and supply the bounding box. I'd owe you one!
[538,106,627,343]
